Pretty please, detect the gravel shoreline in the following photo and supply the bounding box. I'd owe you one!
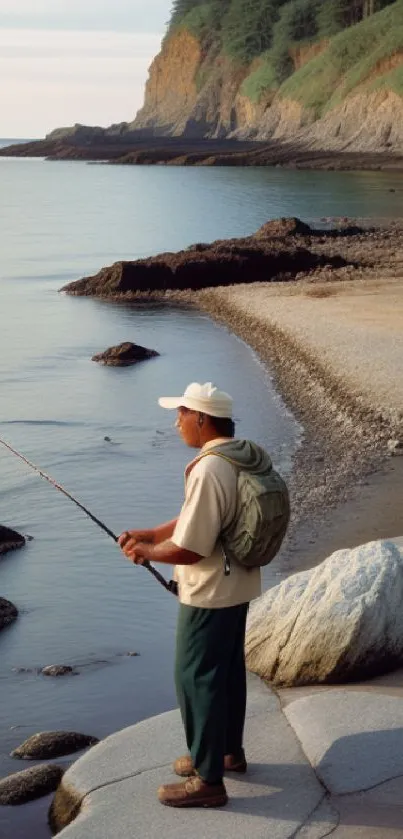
[179,277,403,565]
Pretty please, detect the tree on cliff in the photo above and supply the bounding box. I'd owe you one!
[170,0,232,40]
[170,0,397,40]
[318,0,396,33]
[270,0,320,81]
[170,0,204,26]
[169,0,398,64]
[222,0,285,62]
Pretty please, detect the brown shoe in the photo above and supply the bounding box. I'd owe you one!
[173,749,247,778]
[158,776,228,808]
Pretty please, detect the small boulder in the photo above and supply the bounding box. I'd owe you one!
[254,217,312,239]
[246,539,403,686]
[387,438,403,456]
[41,665,75,677]
[0,525,25,555]
[0,598,18,632]
[0,764,64,805]
[92,341,159,366]
[11,731,99,760]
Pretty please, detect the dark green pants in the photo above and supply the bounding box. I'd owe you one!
[175,602,249,784]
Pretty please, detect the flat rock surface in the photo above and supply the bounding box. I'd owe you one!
[284,690,403,794]
[328,776,403,838]
[52,676,324,838]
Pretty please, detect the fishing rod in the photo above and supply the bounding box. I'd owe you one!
[0,437,177,596]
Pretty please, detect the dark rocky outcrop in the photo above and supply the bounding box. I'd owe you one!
[0,598,18,632]
[11,731,99,760]
[92,341,159,366]
[41,665,75,677]
[0,764,64,805]
[0,525,25,555]
[62,219,353,298]
[255,217,312,239]
[2,135,403,171]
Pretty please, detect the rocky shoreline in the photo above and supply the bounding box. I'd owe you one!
[60,218,403,298]
[2,135,403,171]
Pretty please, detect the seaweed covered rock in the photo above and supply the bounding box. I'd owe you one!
[12,731,99,760]
[92,341,159,366]
[61,218,349,298]
[41,665,75,677]
[0,525,25,555]
[254,217,312,239]
[0,764,64,805]
[0,598,18,631]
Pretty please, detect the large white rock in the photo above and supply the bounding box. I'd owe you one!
[246,539,403,686]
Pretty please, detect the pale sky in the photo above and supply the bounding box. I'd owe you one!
[0,1,171,138]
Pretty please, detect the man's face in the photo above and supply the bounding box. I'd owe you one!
[175,407,200,448]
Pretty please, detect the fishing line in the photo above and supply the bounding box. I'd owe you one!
[0,437,177,595]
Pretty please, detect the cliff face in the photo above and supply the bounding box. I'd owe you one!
[134,30,251,137]
[134,30,201,135]
[132,3,403,153]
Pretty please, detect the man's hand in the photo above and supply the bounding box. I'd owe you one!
[126,529,154,544]
[118,532,152,565]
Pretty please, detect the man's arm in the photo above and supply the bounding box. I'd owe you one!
[126,518,177,546]
[153,519,178,544]
[118,534,201,566]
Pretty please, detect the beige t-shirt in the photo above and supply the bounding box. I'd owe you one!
[172,439,262,609]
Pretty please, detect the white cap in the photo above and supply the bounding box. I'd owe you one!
[158,382,233,418]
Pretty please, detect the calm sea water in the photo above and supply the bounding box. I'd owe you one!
[1,147,403,838]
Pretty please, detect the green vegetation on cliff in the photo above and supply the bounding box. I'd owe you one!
[169,0,400,103]
[280,2,403,115]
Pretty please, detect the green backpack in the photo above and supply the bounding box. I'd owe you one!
[199,440,290,570]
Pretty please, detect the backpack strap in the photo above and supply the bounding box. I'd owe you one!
[186,449,240,577]
[185,449,239,478]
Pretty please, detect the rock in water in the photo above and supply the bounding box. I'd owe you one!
[0,525,25,555]
[246,539,403,686]
[254,217,312,239]
[387,438,403,456]
[0,598,18,632]
[92,341,159,366]
[11,731,99,759]
[0,764,64,805]
[41,665,75,677]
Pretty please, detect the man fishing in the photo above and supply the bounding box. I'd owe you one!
[0,381,288,810]
[118,382,268,809]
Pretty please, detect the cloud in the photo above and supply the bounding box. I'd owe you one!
[0,29,162,137]
[0,0,171,32]
[0,1,171,136]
